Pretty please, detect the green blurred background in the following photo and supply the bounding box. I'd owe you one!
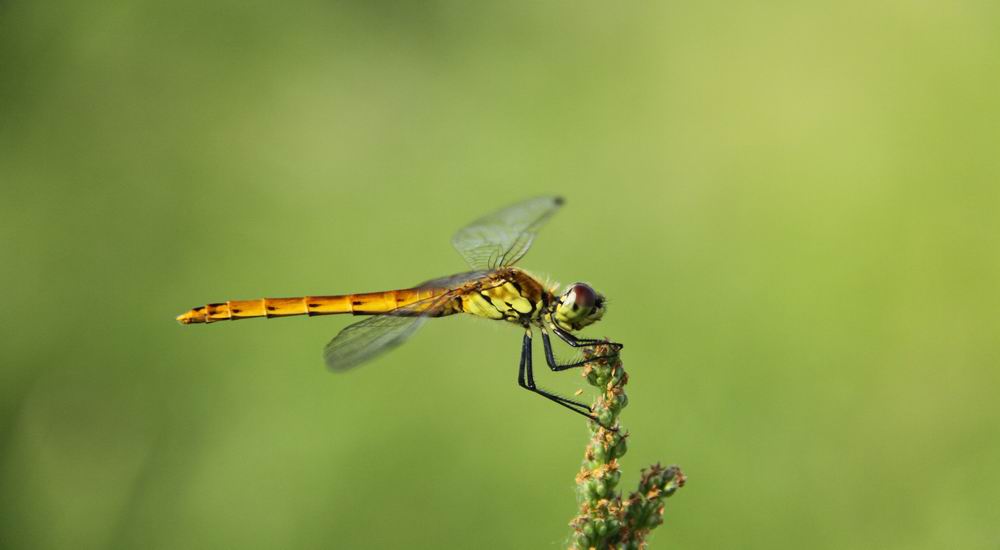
[2,2,998,548]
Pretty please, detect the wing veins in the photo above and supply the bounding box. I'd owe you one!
[451,196,563,270]
[324,271,496,372]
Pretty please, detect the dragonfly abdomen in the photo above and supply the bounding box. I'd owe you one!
[176,288,450,324]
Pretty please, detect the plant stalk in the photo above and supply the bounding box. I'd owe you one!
[568,344,685,549]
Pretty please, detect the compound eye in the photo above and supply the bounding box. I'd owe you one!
[568,283,597,311]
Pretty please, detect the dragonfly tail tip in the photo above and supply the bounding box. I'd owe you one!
[176,309,204,325]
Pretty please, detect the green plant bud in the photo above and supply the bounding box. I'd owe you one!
[643,501,660,529]
[617,393,629,409]
[592,443,607,461]
[614,437,628,457]
[611,367,624,384]
[598,409,614,426]
[607,470,622,487]
[609,517,622,531]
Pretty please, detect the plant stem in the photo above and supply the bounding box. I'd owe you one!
[568,344,685,549]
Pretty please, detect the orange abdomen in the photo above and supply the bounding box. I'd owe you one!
[176,287,450,324]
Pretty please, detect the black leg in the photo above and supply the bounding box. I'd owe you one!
[517,328,595,420]
[552,324,623,350]
[543,325,623,373]
[542,328,616,372]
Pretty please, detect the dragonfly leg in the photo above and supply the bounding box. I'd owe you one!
[551,324,624,351]
[517,328,596,420]
[542,325,622,372]
[541,328,614,372]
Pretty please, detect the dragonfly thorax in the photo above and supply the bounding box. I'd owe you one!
[552,283,606,331]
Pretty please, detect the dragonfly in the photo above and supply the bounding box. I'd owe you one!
[176,196,622,425]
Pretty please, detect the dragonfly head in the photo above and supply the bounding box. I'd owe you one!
[553,283,606,331]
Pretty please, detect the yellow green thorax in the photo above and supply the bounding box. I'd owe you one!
[461,280,543,322]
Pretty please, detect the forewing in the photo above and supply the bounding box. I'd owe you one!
[451,196,564,270]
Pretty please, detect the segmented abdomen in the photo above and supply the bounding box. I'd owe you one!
[176,287,452,324]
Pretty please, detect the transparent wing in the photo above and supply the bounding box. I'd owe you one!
[451,196,564,270]
[325,271,490,372]
[324,314,428,372]
[415,269,492,289]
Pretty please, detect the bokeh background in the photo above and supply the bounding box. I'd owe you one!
[2,2,998,549]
